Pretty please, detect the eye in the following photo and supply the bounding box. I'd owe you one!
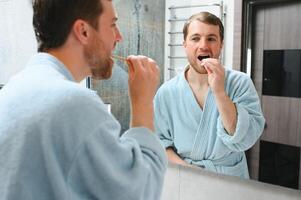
[208,37,217,42]
[191,37,200,42]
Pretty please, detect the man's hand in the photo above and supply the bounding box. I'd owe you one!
[127,55,160,131]
[166,147,190,166]
[201,58,225,95]
[202,58,237,135]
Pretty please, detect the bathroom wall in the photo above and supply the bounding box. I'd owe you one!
[0,0,37,84]
[92,0,165,133]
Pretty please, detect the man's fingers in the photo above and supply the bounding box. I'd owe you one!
[204,65,213,74]
[202,59,223,75]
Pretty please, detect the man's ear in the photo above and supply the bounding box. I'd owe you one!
[72,19,90,45]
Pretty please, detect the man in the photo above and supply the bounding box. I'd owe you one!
[154,12,265,179]
[0,0,167,199]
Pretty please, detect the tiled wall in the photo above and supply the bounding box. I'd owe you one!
[92,0,165,133]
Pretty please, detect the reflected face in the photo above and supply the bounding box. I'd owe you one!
[84,0,122,80]
[183,20,223,74]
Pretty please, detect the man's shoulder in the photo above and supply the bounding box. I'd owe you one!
[25,78,102,115]
[226,68,249,78]
[225,68,251,84]
[158,73,184,92]
[224,68,255,96]
[55,82,100,106]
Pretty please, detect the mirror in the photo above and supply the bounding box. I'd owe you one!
[90,0,301,192]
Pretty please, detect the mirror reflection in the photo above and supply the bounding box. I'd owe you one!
[98,0,301,192]
[154,11,265,180]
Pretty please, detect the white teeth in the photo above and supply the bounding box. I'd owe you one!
[197,55,210,61]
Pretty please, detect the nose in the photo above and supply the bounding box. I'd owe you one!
[115,27,123,42]
[198,38,209,51]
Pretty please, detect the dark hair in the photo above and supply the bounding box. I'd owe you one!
[32,0,104,52]
[183,11,224,42]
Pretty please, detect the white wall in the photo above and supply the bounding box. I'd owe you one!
[164,0,235,81]
[223,0,234,69]
[0,0,37,84]
[0,0,88,87]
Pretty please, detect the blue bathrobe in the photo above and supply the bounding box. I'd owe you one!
[154,67,265,178]
[0,53,167,199]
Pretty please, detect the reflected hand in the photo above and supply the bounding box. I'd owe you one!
[201,58,225,95]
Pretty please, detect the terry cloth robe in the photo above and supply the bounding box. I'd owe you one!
[0,53,167,200]
[154,67,265,178]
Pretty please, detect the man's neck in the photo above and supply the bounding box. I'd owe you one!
[185,65,208,87]
[47,48,90,82]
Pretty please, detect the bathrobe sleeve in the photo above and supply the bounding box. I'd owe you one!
[154,88,174,149]
[61,89,167,200]
[217,72,265,152]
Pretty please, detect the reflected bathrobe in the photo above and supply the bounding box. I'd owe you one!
[0,53,167,200]
[154,67,265,178]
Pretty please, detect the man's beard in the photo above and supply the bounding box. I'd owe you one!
[190,63,207,74]
[188,58,207,74]
[88,53,113,80]
[84,35,114,80]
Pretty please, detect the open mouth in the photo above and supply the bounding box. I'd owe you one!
[197,55,210,61]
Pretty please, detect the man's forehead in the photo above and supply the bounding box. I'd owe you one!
[190,20,219,28]
[101,0,117,18]
[188,21,219,34]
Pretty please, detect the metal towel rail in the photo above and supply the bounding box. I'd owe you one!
[169,3,222,10]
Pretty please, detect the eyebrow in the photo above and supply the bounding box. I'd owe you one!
[207,34,218,38]
[189,33,218,38]
[112,17,118,22]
